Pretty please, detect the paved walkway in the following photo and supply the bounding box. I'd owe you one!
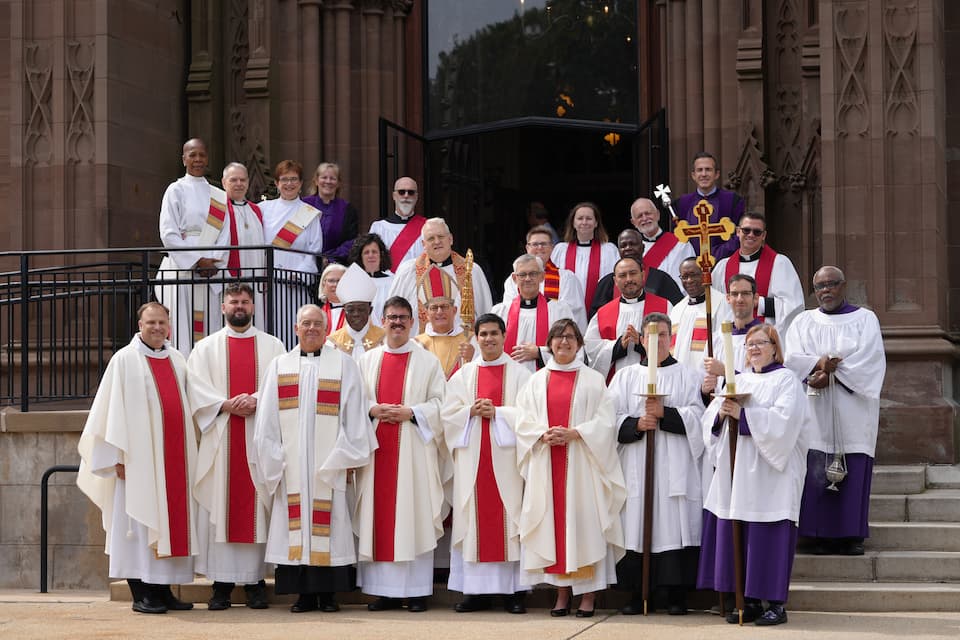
[3,591,960,639]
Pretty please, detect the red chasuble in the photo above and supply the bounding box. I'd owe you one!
[723,245,777,322]
[389,215,427,267]
[372,351,410,561]
[503,294,549,358]
[226,200,263,277]
[226,336,258,543]
[545,369,577,574]
[475,365,508,562]
[565,241,601,311]
[145,356,191,557]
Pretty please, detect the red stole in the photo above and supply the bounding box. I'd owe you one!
[723,245,777,322]
[226,200,263,277]
[503,295,549,356]
[670,315,709,352]
[475,365,507,562]
[145,356,191,557]
[643,233,679,270]
[225,336,258,543]
[597,294,669,380]
[389,215,427,267]
[542,261,561,300]
[323,302,345,335]
[372,351,410,561]
[565,241,601,311]
[545,369,577,574]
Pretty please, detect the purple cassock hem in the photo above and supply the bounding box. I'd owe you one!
[798,450,873,539]
[697,511,797,602]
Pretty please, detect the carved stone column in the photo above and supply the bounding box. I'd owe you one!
[242,0,273,199]
[298,0,323,169]
[332,1,353,168]
[360,1,385,212]
[188,0,223,172]
[820,0,957,462]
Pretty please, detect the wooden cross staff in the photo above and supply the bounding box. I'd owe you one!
[673,199,735,359]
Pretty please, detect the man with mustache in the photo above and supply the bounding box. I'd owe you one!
[369,176,427,268]
[186,283,286,611]
[356,296,448,612]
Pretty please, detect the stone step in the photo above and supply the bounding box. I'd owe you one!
[788,581,960,612]
[867,522,960,551]
[871,489,960,522]
[871,465,926,495]
[794,551,960,582]
[925,464,960,489]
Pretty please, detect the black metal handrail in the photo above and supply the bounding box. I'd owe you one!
[40,464,80,593]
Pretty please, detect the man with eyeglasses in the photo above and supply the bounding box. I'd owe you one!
[369,176,427,267]
[588,228,684,319]
[388,217,494,335]
[631,197,695,293]
[701,273,764,398]
[502,225,586,331]
[327,264,385,360]
[784,266,886,556]
[356,296,447,613]
[415,265,477,379]
[585,256,672,381]
[670,257,725,371]
[711,211,804,335]
[675,151,745,260]
[249,304,375,613]
[491,254,576,373]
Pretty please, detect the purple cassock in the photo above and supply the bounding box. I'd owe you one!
[674,188,745,260]
[301,195,359,263]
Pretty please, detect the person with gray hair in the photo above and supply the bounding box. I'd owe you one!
[784,266,886,556]
[249,303,377,613]
[490,254,576,373]
[607,311,706,616]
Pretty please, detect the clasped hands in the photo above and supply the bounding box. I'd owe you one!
[807,355,842,389]
[541,426,580,446]
[371,403,415,423]
[222,393,257,416]
[469,398,497,419]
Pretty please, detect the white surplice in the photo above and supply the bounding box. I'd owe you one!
[712,249,805,335]
[549,242,620,300]
[441,354,532,594]
[642,231,696,292]
[490,298,576,373]
[584,298,652,377]
[77,336,198,583]
[501,265,587,331]
[369,217,425,266]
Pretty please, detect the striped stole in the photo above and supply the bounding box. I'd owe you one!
[192,186,229,344]
[271,202,322,249]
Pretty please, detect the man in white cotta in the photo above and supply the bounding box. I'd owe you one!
[187,283,285,610]
[630,197,694,292]
[356,296,447,612]
[585,256,672,381]
[670,257,724,371]
[156,138,230,355]
[711,211,803,335]
[388,217,493,335]
[249,304,376,613]
[77,302,198,614]
[608,312,705,616]
[491,254,575,373]
[369,176,427,267]
[441,313,533,614]
[785,266,886,556]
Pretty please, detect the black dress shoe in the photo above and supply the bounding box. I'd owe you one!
[317,593,340,613]
[407,597,428,612]
[159,585,194,611]
[843,540,865,556]
[575,608,595,618]
[619,600,644,615]
[550,605,570,617]
[290,594,318,613]
[244,581,269,609]
[133,585,168,614]
[726,603,763,624]
[454,595,491,613]
[754,604,788,626]
[667,604,688,616]
[505,593,527,614]
[209,581,234,611]
[367,596,402,611]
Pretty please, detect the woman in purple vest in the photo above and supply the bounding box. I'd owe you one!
[302,162,360,265]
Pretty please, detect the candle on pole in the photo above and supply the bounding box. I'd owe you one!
[721,321,736,394]
[646,321,659,394]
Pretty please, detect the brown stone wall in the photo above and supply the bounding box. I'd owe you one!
[0,429,108,590]
[947,2,960,335]
[0,1,12,259]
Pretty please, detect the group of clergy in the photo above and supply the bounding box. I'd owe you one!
[77,145,886,626]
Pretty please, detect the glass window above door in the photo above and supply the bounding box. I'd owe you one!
[427,0,639,133]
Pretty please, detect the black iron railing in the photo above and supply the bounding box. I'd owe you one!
[0,245,320,411]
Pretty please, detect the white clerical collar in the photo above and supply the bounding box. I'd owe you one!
[739,248,763,262]
[697,187,718,197]
[642,229,663,242]
[545,357,582,372]
[384,340,416,354]
[621,296,641,305]
[479,353,511,367]
[347,321,371,340]
[225,324,256,338]
[133,334,171,359]
[231,199,248,207]
[395,209,414,221]
[425,322,463,337]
